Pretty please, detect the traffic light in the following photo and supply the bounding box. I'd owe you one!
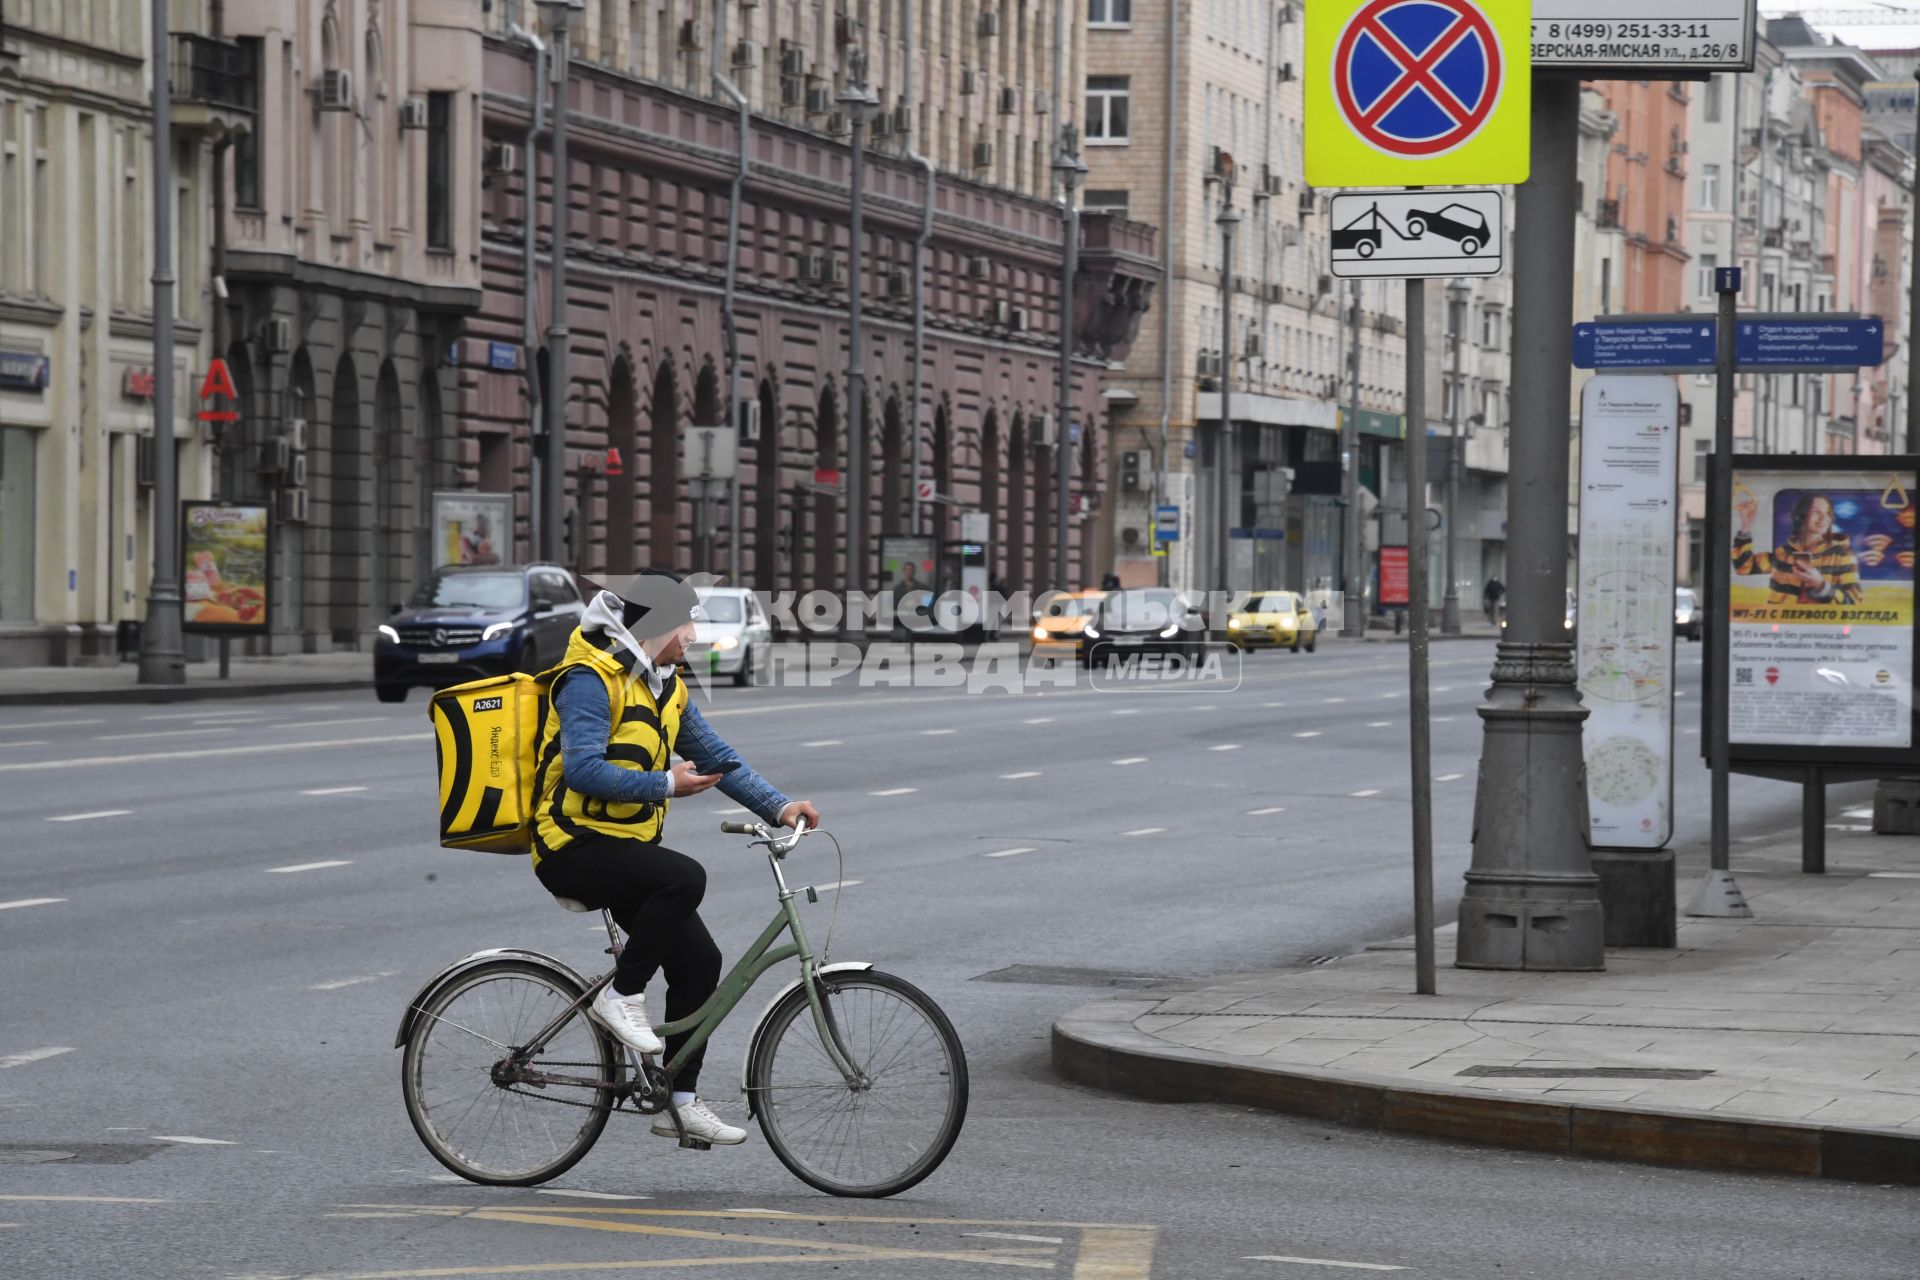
[1121,450,1142,491]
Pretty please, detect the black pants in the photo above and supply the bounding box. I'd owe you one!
[534,833,722,1090]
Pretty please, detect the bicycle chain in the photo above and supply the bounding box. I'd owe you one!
[498,1060,659,1116]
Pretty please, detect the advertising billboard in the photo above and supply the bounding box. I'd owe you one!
[182,503,271,633]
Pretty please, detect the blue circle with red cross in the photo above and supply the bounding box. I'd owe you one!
[1332,0,1504,158]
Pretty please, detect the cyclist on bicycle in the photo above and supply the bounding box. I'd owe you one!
[531,569,820,1147]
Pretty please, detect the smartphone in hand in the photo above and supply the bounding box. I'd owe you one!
[706,760,745,775]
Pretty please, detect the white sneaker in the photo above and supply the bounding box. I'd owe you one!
[652,1097,748,1146]
[587,985,664,1056]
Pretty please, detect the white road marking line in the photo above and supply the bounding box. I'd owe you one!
[264,860,353,874]
[1264,701,1286,707]
[0,1047,74,1069]
[1379,691,1400,698]
[18,718,104,729]
[725,1208,798,1215]
[0,740,47,748]
[300,786,368,796]
[868,787,918,796]
[1674,690,1688,699]
[47,809,131,822]
[1323,697,1347,704]
[715,806,750,816]
[801,739,843,747]
[1110,708,1140,715]
[142,709,266,721]
[1000,771,1042,779]
[152,1135,235,1146]
[1245,1256,1406,1272]
[292,717,397,729]
[1432,685,1452,693]
[0,732,429,772]
[533,1189,652,1201]
[1433,715,1455,722]
[1111,757,1148,765]
[1293,731,1322,738]
[1367,721,1393,728]
[292,703,344,711]
[1192,705,1216,711]
[94,727,234,742]
[812,880,862,892]
[920,728,958,735]
[0,899,65,911]
[1209,743,1241,752]
[308,973,396,991]
[1022,717,1055,724]
[1122,827,1166,837]
[1682,728,1700,736]
[1436,773,1464,782]
[0,1195,167,1204]
[1868,871,1920,879]
[965,1232,1065,1245]
[1247,806,1287,815]
[1350,789,1381,798]
[1843,807,1874,820]
[984,847,1037,858]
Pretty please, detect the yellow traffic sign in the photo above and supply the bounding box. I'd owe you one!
[1306,0,1530,187]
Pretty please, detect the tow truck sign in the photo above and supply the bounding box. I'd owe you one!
[1329,189,1505,279]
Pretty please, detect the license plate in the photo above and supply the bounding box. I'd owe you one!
[419,652,459,665]
[1116,635,1143,645]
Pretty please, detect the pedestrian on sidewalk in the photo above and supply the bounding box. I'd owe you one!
[1482,576,1505,625]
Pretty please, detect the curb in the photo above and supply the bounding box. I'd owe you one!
[1052,1004,1920,1187]
[0,678,372,707]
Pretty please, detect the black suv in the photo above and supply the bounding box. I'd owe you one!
[374,564,584,702]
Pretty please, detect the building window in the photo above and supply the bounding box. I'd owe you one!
[0,427,35,622]
[1696,253,1718,297]
[1693,438,1710,483]
[1088,0,1132,28]
[1085,76,1130,145]
[1700,163,1719,210]
[426,92,452,250]
[1479,305,1501,350]
[1083,188,1129,217]
[1481,383,1501,429]
[1703,76,1723,123]
[232,38,263,209]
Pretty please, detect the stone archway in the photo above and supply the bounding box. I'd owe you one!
[691,364,724,571]
[754,377,780,588]
[1006,414,1028,591]
[880,394,904,538]
[931,403,951,551]
[373,359,405,615]
[979,408,1000,577]
[647,359,680,568]
[813,382,840,593]
[605,356,639,575]
[326,353,364,645]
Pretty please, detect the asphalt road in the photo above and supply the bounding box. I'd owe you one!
[1,637,1913,1279]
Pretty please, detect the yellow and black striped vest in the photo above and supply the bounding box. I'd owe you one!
[531,629,689,866]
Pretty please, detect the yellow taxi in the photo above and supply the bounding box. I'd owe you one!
[1030,589,1108,658]
[1227,590,1318,653]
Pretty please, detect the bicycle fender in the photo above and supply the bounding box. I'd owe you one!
[394,947,595,1049]
[738,961,875,1116]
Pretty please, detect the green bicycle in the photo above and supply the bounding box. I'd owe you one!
[396,819,968,1198]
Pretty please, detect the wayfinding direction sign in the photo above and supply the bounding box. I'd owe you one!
[1531,0,1756,73]
[1573,319,1716,370]
[1736,316,1885,372]
[1306,0,1531,187]
[1330,190,1503,279]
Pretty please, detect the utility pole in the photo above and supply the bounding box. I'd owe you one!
[1053,138,1087,590]
[1405,275,1436,996]
[1216,193,1242,601]
[1455,76,1604,971]
[840,54,879,605]
[1442,282,1466,635]
[1341,280,1365,636]
[536,0,581,568]
[139,0,186,685]
[509,23,547,560]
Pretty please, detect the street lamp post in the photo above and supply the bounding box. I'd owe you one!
[1442,282,1467,635]
[1215,194,1242,601]
[1341,281,1365,637]
[1053,140,1087,592]
[535,0,581,568]
[839,56,879,608]
[139,0,185,684]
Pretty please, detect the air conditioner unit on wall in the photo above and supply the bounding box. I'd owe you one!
[998,87,1018,116]
[960,68,977,96]
[319,68,353,111]
[825,111,849,136]
[679,20,705,50]
[739,398,762,444]
[399,97,429,130]
[972,140,993,169]
[781,78,804,107]
[835,14,859,47]
[263,316,294,353]
[887,267,910,299]
[1032,413,1056,447]
[823,257,847,287]
[484,141,518,175]
[285,418,308,452]
[732,40,756,69]
[806,85,832,115]
[279,488,310,523]
[780,44,807,76]
[798,252,827,284]
[967,254,992,280]
[978,10,1000,38]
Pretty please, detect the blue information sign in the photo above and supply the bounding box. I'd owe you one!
[1572,320,1716,370]
[487,341,522,372]
[1734,317,1884,370]
[1154,504,1180,542]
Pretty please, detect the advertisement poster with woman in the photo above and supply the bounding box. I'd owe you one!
[431,491,512,568]
[1727,467,1915,750]
[181,503,270,631]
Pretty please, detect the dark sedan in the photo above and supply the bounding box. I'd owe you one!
[1082,588,1206,665]
[373,564,583,702]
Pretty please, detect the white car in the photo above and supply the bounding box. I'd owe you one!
[689,587,774,687]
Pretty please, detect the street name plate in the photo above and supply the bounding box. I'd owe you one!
[1572,319,1716,370]
[1329,190,1504,280]
[1532,0,1756,72]
[1735,316,1885,371]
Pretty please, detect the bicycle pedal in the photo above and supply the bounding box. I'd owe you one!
[678,1137,712,1152]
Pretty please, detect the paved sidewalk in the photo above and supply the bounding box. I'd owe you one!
[0,652,371,706]
[1056,825,1920,1185]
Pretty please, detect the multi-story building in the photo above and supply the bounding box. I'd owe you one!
[0,0,242,665]
[1078,3,1470,600]
[458,0,1157,594]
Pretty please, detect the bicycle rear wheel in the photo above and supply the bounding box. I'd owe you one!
[401,960,619,1185]
[747,969,967,1198]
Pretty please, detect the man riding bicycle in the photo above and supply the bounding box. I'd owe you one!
[531,570,819,1147]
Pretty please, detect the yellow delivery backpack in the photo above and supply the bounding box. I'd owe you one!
[429,672,550,853]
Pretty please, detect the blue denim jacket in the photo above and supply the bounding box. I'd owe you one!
[553,668,792,827]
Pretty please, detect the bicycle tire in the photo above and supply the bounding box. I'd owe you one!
[401,959,617,1186]
[747,969,967,1198]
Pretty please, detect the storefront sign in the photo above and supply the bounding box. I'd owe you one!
[1532,0,1755,72]
[1727,466,1915,751]
[182,503,271,632]
[1379,545,1410,607]
[1577,376,1678,849]
[124,368,156,399]
[196,358,240,426]
[432,491,512,568]
[0,350,50,392]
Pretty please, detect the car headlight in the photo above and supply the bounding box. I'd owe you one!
[483,621,515,642]
[713,635,740,651]
[1084,625,1100,639]
[1228,618,1243,629]
[1675,610,1687,623]
[1565,618,1575,630]
[1032,625,1048,641]
[378,624,400,644]
[1159,624,1179,638]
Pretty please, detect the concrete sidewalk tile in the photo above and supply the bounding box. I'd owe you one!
[1807,1098,1920,1127]
[1539,1087,1647,1104]
[1216,995,1328,1017]
[1619,1084,1749,1112]
[1253,1038,1384,1067]
[1716,1090,1837,1120]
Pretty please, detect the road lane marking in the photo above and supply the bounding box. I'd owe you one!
[309,973,396,991]
[868,787,918,796]
[921,728,958,736]
[1323,697,1346,704]
[1379,691,1400,698]
[94,728,234,742]
[1293,731,1322,738]
[1433,716,1455,723]
[715,806,750,815]
[0,740,47,748]
[967,1232,1066,1245]
[1264,701,1286,707]
[302,786,369,796]
[1209,743,1241,752]
[1843,807,1874,819]
[1247,806,1287,815]
[811,880,863,892]
[1122,828,1166,837]
[801,739,843,748]
[1022,717,1055,724]
[47,809,131,822]
[1868,871,1920,879]
[0,1047,74,1069]
[1075,1227,1159,1279]
[1000,771,1042,779]
[1367,721,1392,728]
[535,1190,652,1201]
[1246,1256,1406,1272]
[1432,685,1452,693]
[0,899,65,911]
[1350,789,1381,798]
[1110,708,1140,715]
[152,1135,235,1145]
[0,732,429,772]
[1111,757,1147,765]
[984,847,1037,858]
[265,860,353,874]
[142,709,266,721]
[291,717,398,729]
[0,1195,167,1204]
[1436,773,1464,782]
[16,718,104,729]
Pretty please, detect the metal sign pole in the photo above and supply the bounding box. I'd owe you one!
[1406,276,1436,995]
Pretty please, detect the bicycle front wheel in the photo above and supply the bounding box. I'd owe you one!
[747,969,967,1198]
[401,960,618,1186]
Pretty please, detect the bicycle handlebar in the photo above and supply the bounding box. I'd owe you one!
[720,816,810,856]
[719,820,759,835]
